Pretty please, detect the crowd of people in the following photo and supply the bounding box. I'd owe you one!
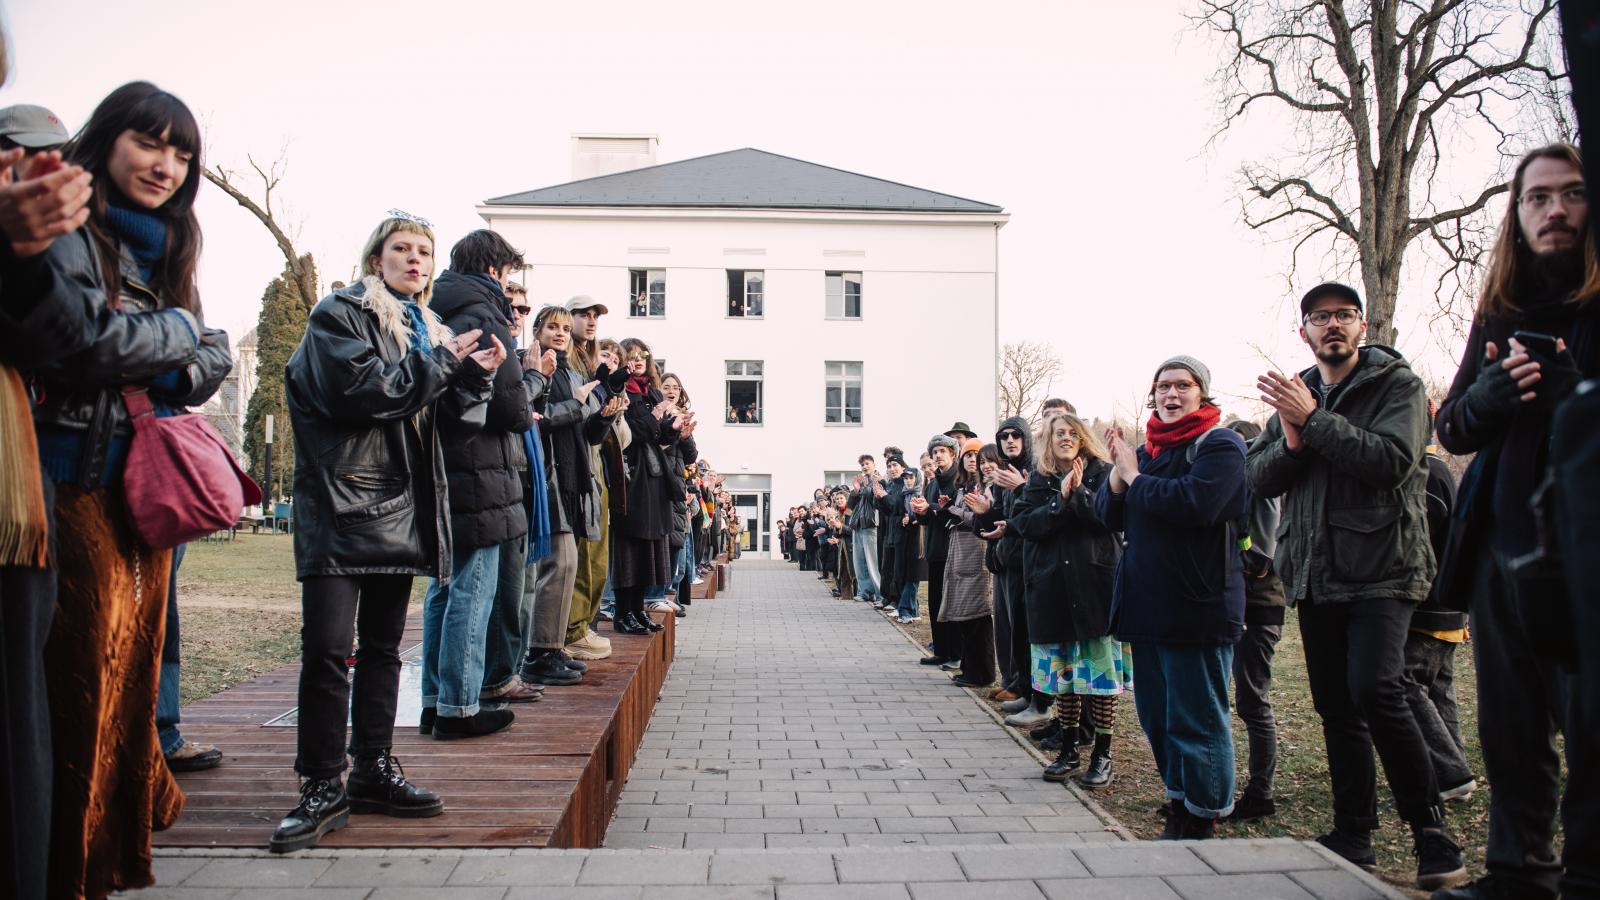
[0,65,1595,900]
[0,81,751,896]
[774,145,1597,900]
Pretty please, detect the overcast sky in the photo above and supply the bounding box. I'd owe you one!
[4,0,1519,422]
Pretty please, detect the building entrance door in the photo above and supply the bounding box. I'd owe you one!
[730,492,769,555]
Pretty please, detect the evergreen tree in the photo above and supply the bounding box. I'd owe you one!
[243,255,316,501]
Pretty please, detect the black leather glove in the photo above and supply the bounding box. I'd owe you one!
[1463,349,1523,424]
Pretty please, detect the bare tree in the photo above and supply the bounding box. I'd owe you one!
[997,341,1063,422]
[203,154,318,308]
[1197,0,1567,344]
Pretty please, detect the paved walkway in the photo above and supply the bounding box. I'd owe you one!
[126,559,1403,900]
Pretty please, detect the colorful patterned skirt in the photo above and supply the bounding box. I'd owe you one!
[1031,637,1133,696]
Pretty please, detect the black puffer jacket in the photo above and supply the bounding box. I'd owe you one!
[428,270,531,551]
[1010,458,1120,643]
[285,280,492,581]
[27,228,232,487]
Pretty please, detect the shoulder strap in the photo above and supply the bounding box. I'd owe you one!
[1185,424,1229,465]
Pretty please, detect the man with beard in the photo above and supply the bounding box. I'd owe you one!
[1247,282,1465,891]
[1430,144,1598,900]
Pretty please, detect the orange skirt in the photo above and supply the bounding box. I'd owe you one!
[46,485,184,899]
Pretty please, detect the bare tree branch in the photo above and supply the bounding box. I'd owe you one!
[204,155,317,308]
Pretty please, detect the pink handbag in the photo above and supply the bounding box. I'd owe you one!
[120,385,262,549]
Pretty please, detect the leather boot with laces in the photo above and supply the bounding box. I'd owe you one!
[269,776,349,854]
[1158,802,1189,840]
[1077,745,1113,789]
[348,751,444,818]
[1042,744,1080,782]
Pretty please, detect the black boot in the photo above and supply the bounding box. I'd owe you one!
[418,707,435,735]
[554,649,588,672]
[1316,829,1377,871]
[1042,743,1080,782]
[614,611,649,635]
[1179,812,1217,840]
[1413,826,1467,892]
[269,776,349,854]
[1429,876,1528,900]
[522,650,582,686]
[1159,802,1188,840]
[1029,718,1062,743]
[1078,737,1113,789]
[432,708,515,740]
[348,751,444,818]
[637,610,664,633]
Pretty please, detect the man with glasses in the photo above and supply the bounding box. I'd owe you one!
[1247,282,1465,891]
[1431,145,1597,900]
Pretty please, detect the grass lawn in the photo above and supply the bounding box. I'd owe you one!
[173,534,425,706]
[880,582,1492,896]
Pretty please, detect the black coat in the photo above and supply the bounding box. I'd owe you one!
[992,415,1033,570]
[1010,459,1120,644]
[428,270,531,551]
[917,464,962,562]
[615,385,681,540]
[285,281,492,581]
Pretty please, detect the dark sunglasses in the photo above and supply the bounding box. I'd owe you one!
[998,430,1023,440]
[512,305,533,316]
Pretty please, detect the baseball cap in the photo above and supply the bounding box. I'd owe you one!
[0,105,70,149]
[1299,282,1363,317]
[564,295,609,315]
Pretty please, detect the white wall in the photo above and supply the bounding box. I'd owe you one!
[483,209,1002,556]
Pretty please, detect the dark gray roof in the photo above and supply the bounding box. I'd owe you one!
[484,148,1002,214]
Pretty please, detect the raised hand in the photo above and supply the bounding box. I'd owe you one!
[468,334,508,372]
[0,149,94,258]
[980,520,1007,540]
[992,466,1025,490]
[965,490,991,513]
[446,328,484,361]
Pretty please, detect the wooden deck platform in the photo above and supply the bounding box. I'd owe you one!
[153,606,677,850]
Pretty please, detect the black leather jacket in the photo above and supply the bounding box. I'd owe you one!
[285,281,492,581]
[28,228,232,488]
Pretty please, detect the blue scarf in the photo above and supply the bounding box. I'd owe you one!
[524,420,552,560]
[385,284,430,352]
[104,205,168,283]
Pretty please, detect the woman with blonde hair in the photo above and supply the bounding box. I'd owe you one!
[1012,412,1127,787]
[274,211,506,853]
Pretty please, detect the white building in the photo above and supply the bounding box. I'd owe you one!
[479,137,1006,556]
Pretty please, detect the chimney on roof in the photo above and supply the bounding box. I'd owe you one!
[571,134,658,181]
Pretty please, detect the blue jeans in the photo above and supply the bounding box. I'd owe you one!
[481,537,529,695]
[673,530,693,587]
[421,543,499,718]
[1131,642,1236,819]
[598,556,616,619]
[852,528,881,601]
[156,543,187,755]
[898,579,921,620]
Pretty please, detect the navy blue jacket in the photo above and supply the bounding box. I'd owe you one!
[1094,427,1248,646]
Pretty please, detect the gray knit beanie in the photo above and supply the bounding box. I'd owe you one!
[927,433,959,456]
[1153,355,1212,397]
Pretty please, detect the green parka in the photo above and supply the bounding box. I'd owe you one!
[1245,345,1436,605]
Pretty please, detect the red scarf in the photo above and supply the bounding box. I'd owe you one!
[625,374,649,395]
[1145,405,1221,458]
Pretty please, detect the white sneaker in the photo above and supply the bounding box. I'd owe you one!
[1004,707,1051,727]
[585,628,611,649]
[1440,778,1476,802]
[690,577,705,585]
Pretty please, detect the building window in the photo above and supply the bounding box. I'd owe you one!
[727,270,764,317]
[726,360,763,424]
[629,268,666,317]
[823,471,856,488]
[824,361,863,424]
[825,271,862,319]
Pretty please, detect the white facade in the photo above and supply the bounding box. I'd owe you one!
[479,202,1005,556]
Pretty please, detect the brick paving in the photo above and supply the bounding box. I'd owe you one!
[123,559,1404,900]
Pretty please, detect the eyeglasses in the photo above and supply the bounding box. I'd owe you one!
[998,430,1023,441]
[512,305,532,316]
[1519,187,1587,210]
[1304,308,1362,327]
[386,208,434,228]
[1154,380,1198,395]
